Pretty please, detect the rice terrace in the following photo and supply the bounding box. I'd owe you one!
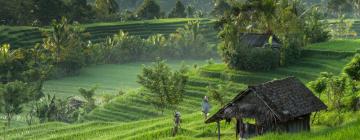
[1,0,360,140]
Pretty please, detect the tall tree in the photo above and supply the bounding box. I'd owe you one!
[1,81,31,127]
[186,5,195,18]
[66,0,94,22]
[168,0,187,18]
[0,1,16,24]
[211,0,231,17]
[42,18,86,75]
[33,0,66,25]
[13,0,36,25]
[95,0,119,17]
[136,0,161,19]
[327,0,353,17]
[137,58,188,113]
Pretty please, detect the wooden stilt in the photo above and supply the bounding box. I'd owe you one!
[217,121,221,140]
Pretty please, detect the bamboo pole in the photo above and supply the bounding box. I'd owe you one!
[217,121,221,140]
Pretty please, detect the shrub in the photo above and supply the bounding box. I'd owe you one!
[101,31,146,63]
[309,72,357,111]
[316,111,344,127]
[344,54,360,81]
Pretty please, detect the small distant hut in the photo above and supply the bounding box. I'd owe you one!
[205,77,327,139]
[239,33,282,49]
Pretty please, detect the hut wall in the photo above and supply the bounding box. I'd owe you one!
[282,114,311,133]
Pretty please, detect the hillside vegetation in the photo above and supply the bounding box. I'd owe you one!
[0,18,217,49]
[1,39,359,139]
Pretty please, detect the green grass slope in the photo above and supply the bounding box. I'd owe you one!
[43,59,208,98]
[3,112,360,140]
[306,39,360,52]
[83,78,245,122]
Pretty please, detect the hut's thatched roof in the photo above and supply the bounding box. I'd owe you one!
[205,77,327,124]
[239,33,282,48]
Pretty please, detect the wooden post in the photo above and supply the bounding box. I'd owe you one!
[1,120,5,140]
[217,121,221,140]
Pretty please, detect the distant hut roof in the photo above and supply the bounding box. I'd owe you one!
[239,33,282,48]
[205,77,327,124]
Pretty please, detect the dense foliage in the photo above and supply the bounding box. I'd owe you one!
[344,54,360,81]
[0,81,42,127]
[137,58,188,113]
[95,0,119,18]
[218,0,329,71]
[0,43,48,126]
[327,0,360,18]
[0,0,94,25]
[88,21,214,64]
[309,53,360,126]
[42,18,88,77]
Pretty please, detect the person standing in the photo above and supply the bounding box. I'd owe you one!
[172,111,181,136]
[202,96,211,120]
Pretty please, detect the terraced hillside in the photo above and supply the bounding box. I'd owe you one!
[0,18,218,49]
[1,40,359,139]
[0,26,44,49]
[352,20,360,38]
[83,78,245,122]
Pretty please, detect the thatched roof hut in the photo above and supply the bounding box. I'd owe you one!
[239,33,282,49]
[205,77,327,139]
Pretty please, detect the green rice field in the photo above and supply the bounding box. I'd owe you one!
[1,39,360,139]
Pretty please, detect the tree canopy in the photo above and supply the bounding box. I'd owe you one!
[168,0,187,18]
[344,54,360,81]
[137,58,188,113]
[136,0,161,19]
[95,0,119,17]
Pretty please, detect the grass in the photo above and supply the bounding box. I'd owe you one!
[254,120,360,140]
[43,59,209,98]
[306,39,360,52]
[4,112,359,140]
